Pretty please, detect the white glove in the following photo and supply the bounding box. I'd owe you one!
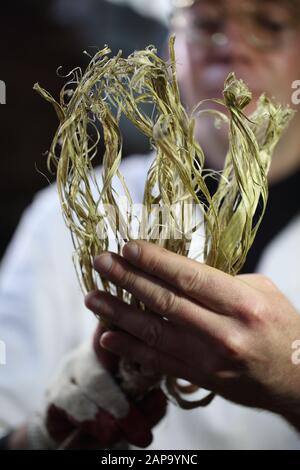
[26,325,167,449]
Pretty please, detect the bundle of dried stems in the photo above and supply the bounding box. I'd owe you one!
[34,36,293,409]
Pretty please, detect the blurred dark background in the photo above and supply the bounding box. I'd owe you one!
[0,0,167,260]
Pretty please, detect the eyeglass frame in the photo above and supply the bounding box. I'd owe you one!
[170,0,300,51]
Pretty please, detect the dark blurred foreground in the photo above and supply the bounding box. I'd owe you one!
[0,0,167,259]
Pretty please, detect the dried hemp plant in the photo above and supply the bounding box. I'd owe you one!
[34,35,293,409]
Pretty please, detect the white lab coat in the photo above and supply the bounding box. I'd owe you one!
[0,152,300,449]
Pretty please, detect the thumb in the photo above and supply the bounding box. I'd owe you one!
[93,322,119,374]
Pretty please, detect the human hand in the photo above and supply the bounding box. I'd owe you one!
[86,241,300,426]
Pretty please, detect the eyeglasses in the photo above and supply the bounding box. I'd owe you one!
[171,1,300,50]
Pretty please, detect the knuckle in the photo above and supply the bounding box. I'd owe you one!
[146,254,161,274]
[158,290,178,315]
[249,300,267,327]
[118,267,136,289]
[238,294,265,325]
[239,274,278,295]
[177,268,204,294]
[222,331,248,361]
[258,275,277,291]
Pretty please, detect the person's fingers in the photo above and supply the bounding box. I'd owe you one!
[91,254,233,341]
[86,291,209,361]
[93,322,119,374]
[120,240,258,318]
[100,330,195,384]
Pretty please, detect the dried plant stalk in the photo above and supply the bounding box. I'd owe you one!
[34,35,293,409]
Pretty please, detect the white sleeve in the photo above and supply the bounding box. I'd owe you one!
[0,187,96,437]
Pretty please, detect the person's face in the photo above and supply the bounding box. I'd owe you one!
[172,0,300,114]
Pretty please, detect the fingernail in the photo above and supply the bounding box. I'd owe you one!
[94,253,113,274]
[123,242,140,261]
[100,331,115,349]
